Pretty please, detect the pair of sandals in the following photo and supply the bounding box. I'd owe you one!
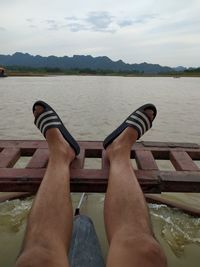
[33,100,157,155]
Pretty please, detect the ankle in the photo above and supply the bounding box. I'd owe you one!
[105,127,137,161]
[106,141,132,162]
[45,129,74,159]
[48,146,75,165]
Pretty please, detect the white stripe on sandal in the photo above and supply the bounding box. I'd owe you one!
[35,110,54,128]
[42,121,62,135]
[39,115,58,131]
[130,115,147,133]
[135,110,151,130]
[126,120,143,136]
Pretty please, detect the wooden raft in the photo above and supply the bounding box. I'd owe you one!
[0,140,200,193]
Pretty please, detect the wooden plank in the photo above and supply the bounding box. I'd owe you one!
[0,148,21,168]
[0,140,200,156]
[0,168,45,181]
[101,150,110,170]
[0,168,45,192]
[0,169,159,193]
[0,192,32,203]
[133,142,200,159]
[0,140,47,149]
[0,140,200,150]
[79,141,103,150]
[160,171,200,182]
[145,194,200,217]
[170,151,199,171]
[140,148,200,159]
[26,149,49,168]
[186,151,200,160]
[135,150,158,170]
[160,172,200,192]
[0,168,109,181]
[142,141,200,149]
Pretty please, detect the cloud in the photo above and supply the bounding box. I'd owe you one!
[45,19,56,24]
[65,11,115,33]
[44,19,61,31]
[26,18,38,29]
[86,11,113,31]
[65,16,86,32]
[67,22,86,32]
[26,18,34,23]
[65,16,89,32]
[26,17,65,31]
[65,16,79,21]
[134,14,157,23]
[0,27,6,31]
[118,19,133,27]
[118,14,157,27]
[29,25,38,29]
[25,11,158,33]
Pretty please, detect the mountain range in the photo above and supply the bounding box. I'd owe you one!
[0,52,186,74]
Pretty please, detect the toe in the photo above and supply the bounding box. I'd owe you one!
[33,105,45,118]
[144,109,154,121]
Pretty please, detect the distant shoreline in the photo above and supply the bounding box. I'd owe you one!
[2,66,200,77]
[6,72,200,78]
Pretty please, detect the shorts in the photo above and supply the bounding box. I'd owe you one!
[68,215,105,267]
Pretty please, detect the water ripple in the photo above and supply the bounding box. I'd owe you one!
[150,204,200,256]
[0,198,33,232]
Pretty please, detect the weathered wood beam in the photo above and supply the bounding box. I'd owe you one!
[170,151,199,171]
[26,149,49,168]
[160,172,200,192]
[0,148,21,168]
[135,150,158,170]
[0,168,159,193]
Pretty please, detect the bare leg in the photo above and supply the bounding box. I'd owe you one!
[15,106,75,267]
[104,111,167,267]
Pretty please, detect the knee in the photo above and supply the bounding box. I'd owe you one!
[140,236,167,266]
[114,233,167,266]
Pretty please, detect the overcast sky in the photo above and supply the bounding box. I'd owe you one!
[0,0,200,67]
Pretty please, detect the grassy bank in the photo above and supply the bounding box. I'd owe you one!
[4,67,200,77]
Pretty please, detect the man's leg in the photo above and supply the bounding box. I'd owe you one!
[15,106,75,267]
[104,112,167,267]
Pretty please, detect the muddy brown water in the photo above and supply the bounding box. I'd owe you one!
[0,76,200,266]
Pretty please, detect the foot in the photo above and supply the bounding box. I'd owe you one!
[34,105,75,163]
[106,109,154,161]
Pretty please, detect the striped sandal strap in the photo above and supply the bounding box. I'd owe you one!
[126,109,152,139]
[34,109,62,137]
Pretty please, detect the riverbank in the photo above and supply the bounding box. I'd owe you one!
[6,71,200,77]
[4,67,200,77]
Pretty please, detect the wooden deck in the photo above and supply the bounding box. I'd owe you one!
[0,140,200,216]
[0,140,200,193]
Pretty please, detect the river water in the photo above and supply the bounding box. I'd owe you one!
[0,76,200,266]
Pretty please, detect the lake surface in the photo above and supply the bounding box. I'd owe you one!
[0,76,200,266]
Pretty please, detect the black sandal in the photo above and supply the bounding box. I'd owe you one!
[33,100,80,155]
[103,103,157,149]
